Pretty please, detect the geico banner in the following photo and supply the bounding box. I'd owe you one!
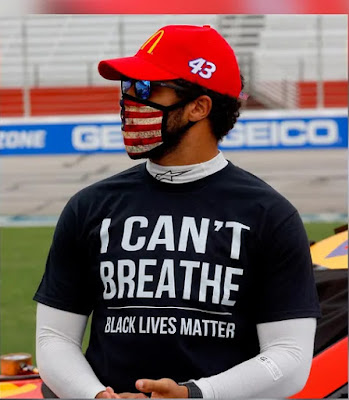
[221,117,347,149]
[0,123,124,155]
[0,111,347,155]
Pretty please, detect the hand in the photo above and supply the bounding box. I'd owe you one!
[135,378,189,398]
[118,393,148,398]
[95,386,121,398]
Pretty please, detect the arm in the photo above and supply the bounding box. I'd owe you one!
[191,317,316,399]
[36,303,113,398]
[34,198,119,398]
[131,211,320,399]
[134,318,316,399]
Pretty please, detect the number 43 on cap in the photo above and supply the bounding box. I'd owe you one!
[189,58,216,79]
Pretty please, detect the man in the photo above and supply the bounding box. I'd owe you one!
[34,25,321,399]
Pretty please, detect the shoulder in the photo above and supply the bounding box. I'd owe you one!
[83,162,145,192]
[59,163,145,226]
[72,162,145,204]
[219,162,302,242]
[225,162,296,214]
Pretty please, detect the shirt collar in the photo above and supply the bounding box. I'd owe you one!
[146,152,228,184]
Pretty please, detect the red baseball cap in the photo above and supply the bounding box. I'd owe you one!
[98,25,242,98]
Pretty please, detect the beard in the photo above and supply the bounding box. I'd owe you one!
[145,107,190,161]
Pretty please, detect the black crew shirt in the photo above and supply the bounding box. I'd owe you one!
[34,161,321,392]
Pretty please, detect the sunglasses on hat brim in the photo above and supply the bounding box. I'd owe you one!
[121,79,189,101]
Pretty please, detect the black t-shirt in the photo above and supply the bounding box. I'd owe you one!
[34,162,321,392]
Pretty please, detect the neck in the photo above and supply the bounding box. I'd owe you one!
[150,120,219,166]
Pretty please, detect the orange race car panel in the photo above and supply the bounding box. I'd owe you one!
[0,378,43,399]
[290,337,348,398]
[311,230,348,270]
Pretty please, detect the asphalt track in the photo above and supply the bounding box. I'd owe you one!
[0,149,347,217]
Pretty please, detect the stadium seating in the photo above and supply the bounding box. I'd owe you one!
[0,15,347,116]
[220,15,347,108]
[0,15,218,87]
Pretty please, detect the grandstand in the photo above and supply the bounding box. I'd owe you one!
[0,15,347,116]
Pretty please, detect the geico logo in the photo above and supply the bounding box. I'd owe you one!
[223,119,339,147]
[0,130,46,149]
[72,125,123,150]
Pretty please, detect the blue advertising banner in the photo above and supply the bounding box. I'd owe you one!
[0,110,347,156]
[222,114,348,150]
[0,122,124,156]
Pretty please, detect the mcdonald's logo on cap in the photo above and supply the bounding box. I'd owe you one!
[98,25,243,98]
[140,29,164,54]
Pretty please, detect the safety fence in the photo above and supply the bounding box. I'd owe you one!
[0,82,347,118]
[1,15,347,115]
[0,87,120,117]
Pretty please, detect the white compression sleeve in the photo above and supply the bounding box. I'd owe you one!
[193,318,316,399]
[36,303,106,398]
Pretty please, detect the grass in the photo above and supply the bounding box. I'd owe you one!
[0,227,54,363]
[304,222,344,242]
[0,222,345,364]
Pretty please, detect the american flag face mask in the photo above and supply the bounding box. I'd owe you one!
[120,93,195,159]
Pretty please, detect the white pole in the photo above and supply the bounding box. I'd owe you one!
[22,17,31,117]
[316,15,324,108]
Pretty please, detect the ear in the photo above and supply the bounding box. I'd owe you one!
[187,95,212,122]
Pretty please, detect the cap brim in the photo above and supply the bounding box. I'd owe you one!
[98,55,178,81]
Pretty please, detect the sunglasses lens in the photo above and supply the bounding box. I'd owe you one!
[135,80,151,100]
[121,80,151,100]
[121,80,132,94]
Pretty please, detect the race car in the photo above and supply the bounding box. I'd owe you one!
[0,353,41,399]
[292,225,348,399]
[1,227,347,399]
